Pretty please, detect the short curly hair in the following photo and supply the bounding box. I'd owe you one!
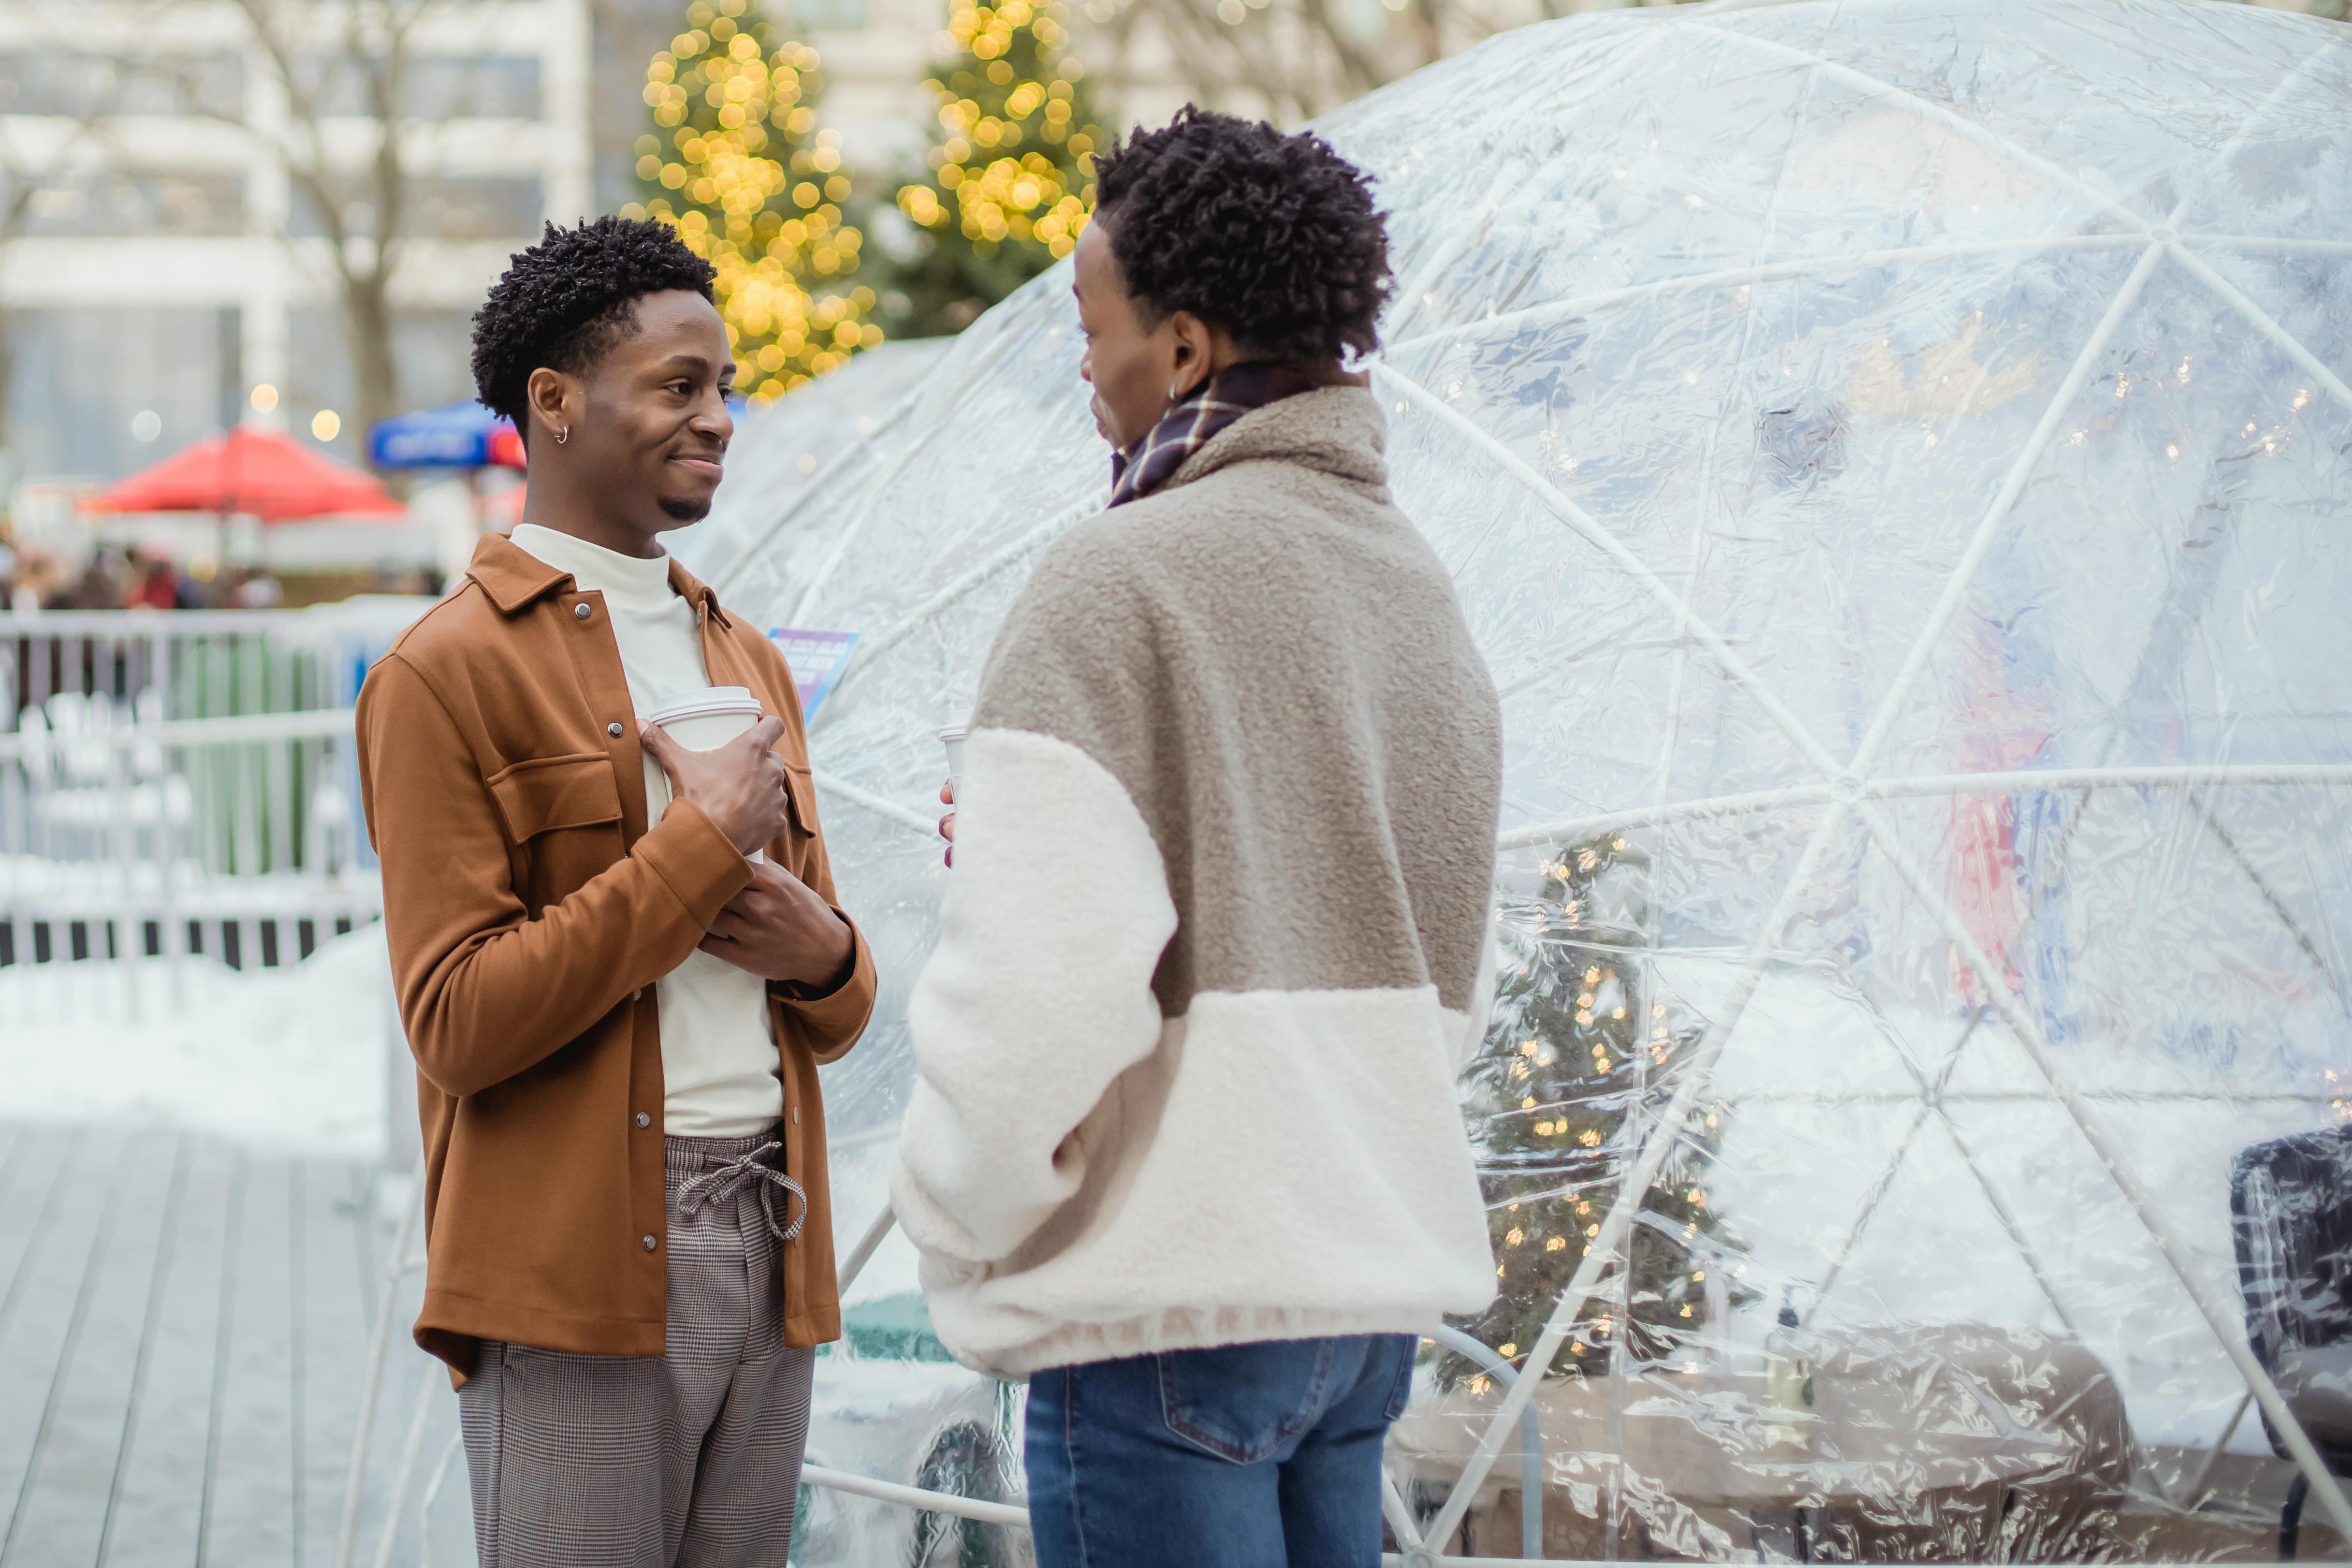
[470,216,717,435]
[1091,107,1390,365]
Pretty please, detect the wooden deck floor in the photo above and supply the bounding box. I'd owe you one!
[0,1123,469,1568]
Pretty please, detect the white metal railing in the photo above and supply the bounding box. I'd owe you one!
[0,604,428,722]
[0,606,421,1015]
[0,705,380,1019]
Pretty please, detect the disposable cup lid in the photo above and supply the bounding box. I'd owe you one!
[646,686,762,725]
[938,724,970,742]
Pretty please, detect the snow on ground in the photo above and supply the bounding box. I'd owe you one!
[0,925,391,1160]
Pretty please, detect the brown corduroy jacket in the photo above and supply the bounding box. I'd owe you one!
[357,531,876,1384]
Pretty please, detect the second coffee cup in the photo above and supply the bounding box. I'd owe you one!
[939,723,969,792]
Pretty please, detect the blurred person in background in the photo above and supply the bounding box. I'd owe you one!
[230,569,284,608]
[10,546,62,611]
[368,563,448,599]
[357,216,874,1568]
[894,109,1502,1568]
[127,548,185,611]
[60,548,128,609]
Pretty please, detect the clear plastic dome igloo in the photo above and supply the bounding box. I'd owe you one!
[683,0,2352,1558]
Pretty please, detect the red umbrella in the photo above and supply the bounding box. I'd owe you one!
[87,425,404,521]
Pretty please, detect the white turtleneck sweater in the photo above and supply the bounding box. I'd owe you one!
[508,523,783,1138]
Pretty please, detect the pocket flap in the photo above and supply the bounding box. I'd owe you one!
[782,761,819,836]
[487,752,624,842]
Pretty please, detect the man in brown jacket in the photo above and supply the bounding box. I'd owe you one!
[357,217,875,1567]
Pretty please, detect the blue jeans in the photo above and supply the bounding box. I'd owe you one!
[1023,1334,1416,1568]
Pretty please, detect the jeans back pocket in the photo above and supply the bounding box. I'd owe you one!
[1157,1338,1341,1465]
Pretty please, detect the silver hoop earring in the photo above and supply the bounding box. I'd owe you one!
[555,426,569,445]
[1167,381,1183,400]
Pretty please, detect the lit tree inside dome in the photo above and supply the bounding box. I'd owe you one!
[1446,834,1743,1389]
[626,0,881,399]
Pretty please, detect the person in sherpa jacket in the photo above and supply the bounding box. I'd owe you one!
[891,109,1503,1567]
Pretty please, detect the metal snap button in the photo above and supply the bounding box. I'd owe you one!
[636,1112,651,1128]
[607,721,624,738]
[574,602,592,620]
[642,1234,658,1252]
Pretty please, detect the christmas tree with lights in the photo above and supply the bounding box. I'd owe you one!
[886,0,1103,337]
[628,0,880,399]
[1443,833,1742,1389]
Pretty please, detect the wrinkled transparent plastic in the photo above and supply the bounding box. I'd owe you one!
[683,0,2352,1557]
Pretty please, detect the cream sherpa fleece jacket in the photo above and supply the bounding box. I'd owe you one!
[890,386,1503,1380]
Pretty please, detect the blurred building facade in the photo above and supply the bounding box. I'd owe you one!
[0,0,594,486]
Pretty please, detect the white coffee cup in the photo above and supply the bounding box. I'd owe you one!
[939,723,969,791]
[647,686,765,749]
[647,686,771,861]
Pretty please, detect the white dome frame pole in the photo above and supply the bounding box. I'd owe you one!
[1386,229,2352,366]
[1500,760,2352,850]
[1804,1006,1990,1309]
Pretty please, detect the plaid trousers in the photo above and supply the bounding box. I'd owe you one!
[459,1126,817,1568]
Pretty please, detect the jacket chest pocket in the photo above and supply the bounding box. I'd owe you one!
[781,761,819,848]
[488,753,624,905]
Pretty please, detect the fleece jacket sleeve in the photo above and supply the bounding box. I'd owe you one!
[357,652,754,1098]
[891,525,1183,1269]
[891,725,1178,1268]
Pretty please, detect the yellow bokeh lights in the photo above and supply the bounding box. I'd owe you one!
[896,1,1099,262]
[623,0,877,400]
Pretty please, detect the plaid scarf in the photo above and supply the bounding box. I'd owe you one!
[1108,362,1320,508]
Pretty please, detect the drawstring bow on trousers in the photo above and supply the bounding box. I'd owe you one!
[676,1141,807,1242]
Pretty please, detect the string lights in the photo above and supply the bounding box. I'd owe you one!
[1440,832,1737,1388]
[889,0,1102,335]
[623,0,881,399]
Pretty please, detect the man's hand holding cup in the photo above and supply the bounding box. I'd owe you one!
[639,702,854,990]
[640,713,789,856]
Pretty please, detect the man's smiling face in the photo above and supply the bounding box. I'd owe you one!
[572,288,736,528]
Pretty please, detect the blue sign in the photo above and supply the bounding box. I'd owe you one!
[369,400,512,469]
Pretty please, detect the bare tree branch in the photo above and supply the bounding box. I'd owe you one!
[1074,0,1548,124]
[1137,0,1315,116]
[1293,0,1388,100]
[160,0,424,450]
